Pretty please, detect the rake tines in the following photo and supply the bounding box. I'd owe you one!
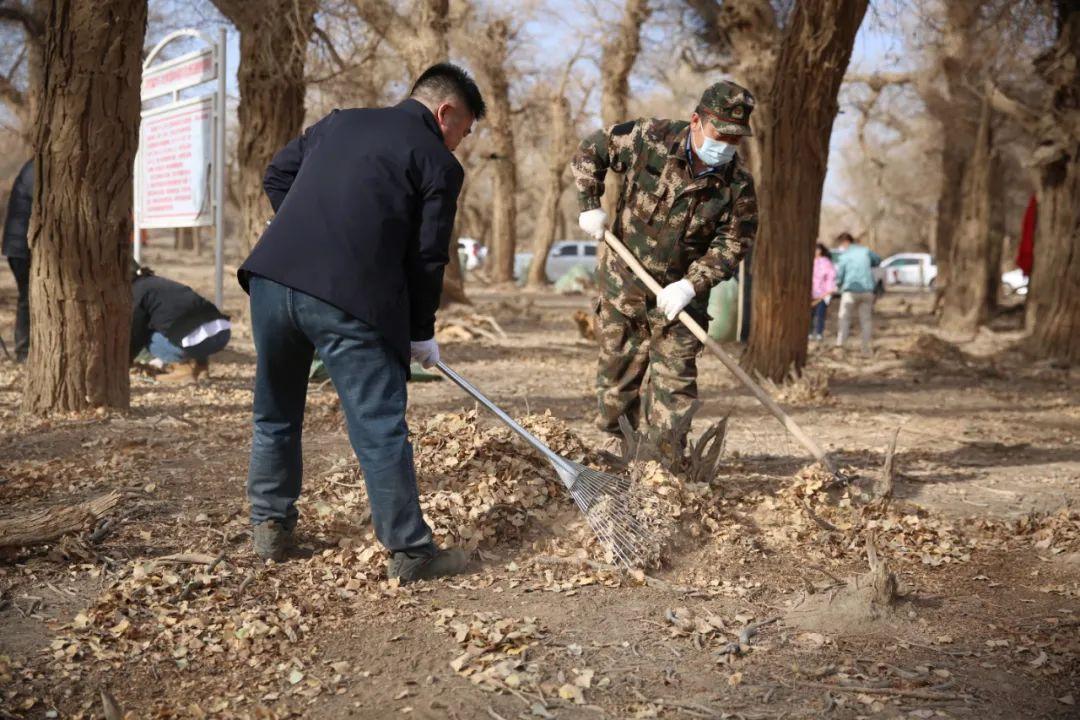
[566,464,658,568]
[435,361,661,569]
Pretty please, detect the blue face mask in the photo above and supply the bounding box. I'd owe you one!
[693,127,736,166]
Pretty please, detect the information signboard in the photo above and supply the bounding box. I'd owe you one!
[134,29,227,307]
[141,49,215,101]
[138,96,214,228]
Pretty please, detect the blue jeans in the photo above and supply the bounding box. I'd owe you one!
[811,300,828,336]
[148,328,231,362]
[246,275,433,555]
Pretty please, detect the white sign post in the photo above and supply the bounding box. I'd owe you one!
[135,29,227,308]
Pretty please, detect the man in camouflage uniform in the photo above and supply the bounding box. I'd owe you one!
[570,81,758,454]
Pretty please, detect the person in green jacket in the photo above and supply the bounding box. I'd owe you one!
[832,232,880,354]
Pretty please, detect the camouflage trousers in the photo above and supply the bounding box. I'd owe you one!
[594,292,703,448]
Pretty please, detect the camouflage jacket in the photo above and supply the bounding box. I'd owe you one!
[571,118,757,296]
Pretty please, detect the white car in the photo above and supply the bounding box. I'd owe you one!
[514,240,598,282]
[457,238,487,271]
[1001,268,1029,295]
[873,252,938,291]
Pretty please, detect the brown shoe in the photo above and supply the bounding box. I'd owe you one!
[157,359,199,384]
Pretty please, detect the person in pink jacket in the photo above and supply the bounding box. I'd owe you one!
[811,243,837,341]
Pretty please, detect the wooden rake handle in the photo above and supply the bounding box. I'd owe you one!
[602,230,837,475]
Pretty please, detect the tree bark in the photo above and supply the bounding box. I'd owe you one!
[0,490,120,548]
[22,0,146,413]
[599,0,651,219]
[467,18,516,283]
[1027,2,1080,362]
[352,0,448,77]
[741,0,868,381]
[682,0,778,180]
[352,0,468,304]
[940,97,996,334]
[527,93,572,288]
[922,0,984,303]
[210,0,315,255]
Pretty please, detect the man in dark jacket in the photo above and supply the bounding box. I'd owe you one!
[238,63,485,581]
[2,159,33,362]
[131,265,231,383]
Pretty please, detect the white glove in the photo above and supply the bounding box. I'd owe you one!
[656,279,696,320]
[578,208,608,240]
[410,338,440,369]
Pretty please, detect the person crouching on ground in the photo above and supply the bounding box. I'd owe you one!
[131,264,231,383]
[236,63,485,582]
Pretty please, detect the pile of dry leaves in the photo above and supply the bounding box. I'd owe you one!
[299,410,696,570]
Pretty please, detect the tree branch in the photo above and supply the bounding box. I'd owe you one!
[988,83,1039,131]
[844,72,915,91]
[0,44,26,112]
[0,72,25,111]
[312,25,349,71]
[0,4,44,40]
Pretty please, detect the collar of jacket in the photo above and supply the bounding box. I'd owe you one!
[674,124,739,181]
[396,98,446,142]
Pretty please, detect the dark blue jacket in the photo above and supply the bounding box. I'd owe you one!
[2,159,33,259]
[238,100,464,365]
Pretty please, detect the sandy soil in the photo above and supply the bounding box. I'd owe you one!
[0,246,1077,719]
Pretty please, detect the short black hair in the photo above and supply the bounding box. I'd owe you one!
[410,62,486,121]
[835,232,855,245]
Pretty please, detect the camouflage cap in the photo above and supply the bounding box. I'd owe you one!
[696,81,755,137]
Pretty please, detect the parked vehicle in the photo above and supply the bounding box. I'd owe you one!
[514,240,598,282]
[457,238,487,271]
[1001,268,1029,295]
[872,252,938,292]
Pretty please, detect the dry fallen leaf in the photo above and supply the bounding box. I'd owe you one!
[558,683,585,704]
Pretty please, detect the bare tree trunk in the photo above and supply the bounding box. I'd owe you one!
[1029,151,1080,360]
[600,0,651,220]
[352,0,468,304]
[741,0,868,381]
[527,93,572,288]
[468,19,516,283]
[1028,3,1080,362]
[354,0,464,304]
[931,142,970,296]
[353,0,448,77]
[985,160,1005,316]
[940,97,996,334]
[922,0,984,304]
[211,0,315,255]
[22,0,146,413]
[444,167,473,305]
[682,0,778,180]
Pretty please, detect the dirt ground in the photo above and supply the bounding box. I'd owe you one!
[0,246,1077,720]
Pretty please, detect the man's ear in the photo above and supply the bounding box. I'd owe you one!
[436,102,456,129]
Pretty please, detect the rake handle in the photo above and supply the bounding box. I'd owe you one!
[602,230,837,474]
[434,361,565,468]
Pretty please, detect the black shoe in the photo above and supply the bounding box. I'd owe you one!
[253,520,293,561]
[387,547,468,583]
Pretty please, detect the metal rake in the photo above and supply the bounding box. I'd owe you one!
[436,361,654,568]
